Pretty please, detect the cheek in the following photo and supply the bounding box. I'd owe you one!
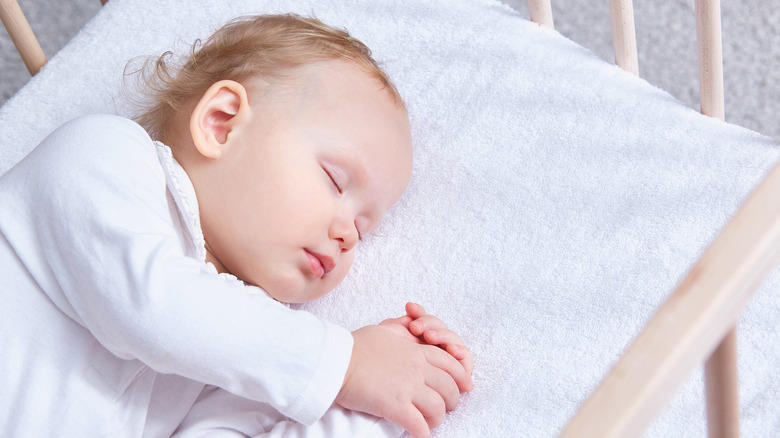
[274,179,333,228]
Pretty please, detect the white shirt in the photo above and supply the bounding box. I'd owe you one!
[0,114,353,436]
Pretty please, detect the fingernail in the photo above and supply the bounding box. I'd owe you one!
[411,320,422,331]
[427,329,437,336]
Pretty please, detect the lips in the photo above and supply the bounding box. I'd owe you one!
[304,249,335,279]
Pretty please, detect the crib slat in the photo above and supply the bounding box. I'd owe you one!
[696,0,725,119]
[0,0,46,75]
[608,0,639,75]
[528,0,553,29]
[705,330,740,438]
[559,158,780,437]
[696,1,737,436]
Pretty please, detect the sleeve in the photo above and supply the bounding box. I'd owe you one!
[0,115,352,426]
[172,386,404,438]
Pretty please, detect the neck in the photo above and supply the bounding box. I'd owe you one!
[204,242,228,274]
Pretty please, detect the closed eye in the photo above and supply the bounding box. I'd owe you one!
[322,166,343,194]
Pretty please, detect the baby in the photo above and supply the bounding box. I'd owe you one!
[0,13,471,438]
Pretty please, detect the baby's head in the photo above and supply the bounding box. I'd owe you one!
[134,14,412,303]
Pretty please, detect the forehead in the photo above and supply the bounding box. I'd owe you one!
[291,61,404,116]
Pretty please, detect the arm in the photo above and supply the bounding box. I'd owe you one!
[172,316,472,438]
[173,300,475,438]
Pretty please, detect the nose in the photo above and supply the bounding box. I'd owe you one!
[330,215,359,253]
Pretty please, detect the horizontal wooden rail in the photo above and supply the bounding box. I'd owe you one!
[559,157,780,437]
[0,0,46,75]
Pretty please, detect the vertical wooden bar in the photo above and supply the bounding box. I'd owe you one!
[0,0,46,75]
[696,0,725,120]
[696,1,737,437]
[705,331,740,437]
[608,0,639,75]
[528,0,554,29]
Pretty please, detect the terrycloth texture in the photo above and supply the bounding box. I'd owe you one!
[1,0,779,436]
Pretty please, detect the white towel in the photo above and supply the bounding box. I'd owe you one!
[2,0,779,436]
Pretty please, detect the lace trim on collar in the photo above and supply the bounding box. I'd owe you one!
[153,141,207,263]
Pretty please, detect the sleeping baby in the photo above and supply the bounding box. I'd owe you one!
[0,14,472,437]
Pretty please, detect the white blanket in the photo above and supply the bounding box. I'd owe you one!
[2,0,779,436]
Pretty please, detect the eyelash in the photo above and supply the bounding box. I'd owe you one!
[323,166,363,241]
[323,167,343,195]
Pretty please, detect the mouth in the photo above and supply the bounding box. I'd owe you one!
[304,249,335,279]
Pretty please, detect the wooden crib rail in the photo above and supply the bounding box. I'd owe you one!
[609,0,639,75]
[0,0,45,75]
[695,1,738,436]
[697,0,725,120]
[0,0,107,76]
[527,0,639,75]
[528,0,553,29]
[559,152,780,438]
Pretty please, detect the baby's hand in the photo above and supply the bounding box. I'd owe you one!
[380,302,474,378]
[336,324,472,438]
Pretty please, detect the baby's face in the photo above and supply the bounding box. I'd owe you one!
[200,61,412,303]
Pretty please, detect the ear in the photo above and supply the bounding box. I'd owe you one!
[189,80,250,160]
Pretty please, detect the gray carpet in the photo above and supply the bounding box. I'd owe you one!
[2,0,779,140]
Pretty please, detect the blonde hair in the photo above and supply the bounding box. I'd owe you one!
[128,14,403,141]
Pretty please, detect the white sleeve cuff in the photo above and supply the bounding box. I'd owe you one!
[285,321,353,426]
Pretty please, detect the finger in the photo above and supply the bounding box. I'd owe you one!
[380,315,413,327]
[419,325,459,345]
[409,314,448,336]
[445,343,474,376]
[424,344,473,392]
[413,386,447,429]
[387,403,430,438]
[424,365,461,412]
[405,302,427,319]
[420,328,473,375]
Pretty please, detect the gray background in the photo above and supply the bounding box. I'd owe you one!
[2,0,779,140]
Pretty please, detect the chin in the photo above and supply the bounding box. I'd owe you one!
[261,283,322,304]
[255,273,336,304]
[281,290,328,304]
[289,287,334,304]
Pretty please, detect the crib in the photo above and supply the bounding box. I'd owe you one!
[2,0,779,436]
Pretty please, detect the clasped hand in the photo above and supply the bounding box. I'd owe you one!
[336,303,473,438]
